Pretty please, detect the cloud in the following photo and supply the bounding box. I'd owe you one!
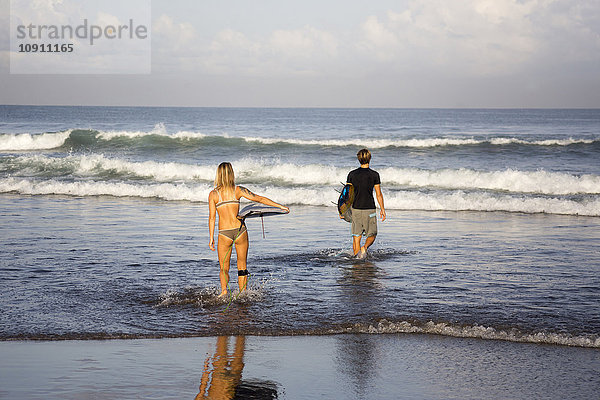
[21,0,72,25]
[263,26,339,75]
[150,14,201,72]
[201,29,261,75]
[143,2,599,106]
[209,28,255,53]
[151,1,599,79]
[359,15,399,61]
[153,14,196,46]
[269,26,338,59]
[357,1,539,75]
[151,19,340,76]
[356,0,600,76]
[531,1,600,64]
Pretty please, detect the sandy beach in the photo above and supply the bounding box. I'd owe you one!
[1,334,599,399]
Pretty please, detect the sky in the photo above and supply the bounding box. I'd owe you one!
[1,0,599,108]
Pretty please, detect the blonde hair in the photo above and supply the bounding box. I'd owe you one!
[214,162,235,191]
[357,148,371,165]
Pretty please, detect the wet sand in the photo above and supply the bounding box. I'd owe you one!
[1,334,598,399]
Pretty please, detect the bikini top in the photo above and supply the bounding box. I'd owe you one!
[216,188,240,208]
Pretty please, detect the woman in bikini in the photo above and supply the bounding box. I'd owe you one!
[208,162,289,298]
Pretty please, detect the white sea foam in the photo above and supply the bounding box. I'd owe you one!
[490,137,596,146]
[100,127,470,148]
[243,135,596,148]
[2,125,596,151]
[344,319,600,348]
[156,281,269,308]
[233,159,345,186]
[7,154,600,196]
[381,167,600,195]
[0,130,72,151]
[4,154,347,186]
[241,136,483,148]
[384,190,600,216]
[97,122,207,140]
[0,124,207,151]
[5,176,598,216]
[98,128,595,148]
[0,177,213,202]
[13,154,217,182]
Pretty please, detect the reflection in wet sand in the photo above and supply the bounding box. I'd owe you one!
[196,336,279,400]
[337,262,383,398]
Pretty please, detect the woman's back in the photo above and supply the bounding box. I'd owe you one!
[215,187,241,229]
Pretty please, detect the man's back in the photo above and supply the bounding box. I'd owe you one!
[347,167,380,209]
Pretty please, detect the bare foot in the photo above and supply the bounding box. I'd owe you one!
[356,247,367,260]
[217,291,228,299]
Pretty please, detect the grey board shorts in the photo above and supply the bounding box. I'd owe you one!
[351,208,377,237]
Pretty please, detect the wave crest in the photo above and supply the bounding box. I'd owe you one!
[0,130,72,151]
[1,177,598,216]
[384,190,600,216]
[340,319,600,348]
[4,154,600,196]
[0,177,212,202]
[382,167,600,195]
[1,125,597,151]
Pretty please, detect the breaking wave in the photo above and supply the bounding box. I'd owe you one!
[1,125,597,151]
[1,177,598,216]
[0,177,212,202]
[332,319,600,348]
[3,154,600,195]
[0,130,72,151]
[243,135,598,148]
[4,318,598,348]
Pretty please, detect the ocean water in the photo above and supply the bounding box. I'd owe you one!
[0,106,599,348]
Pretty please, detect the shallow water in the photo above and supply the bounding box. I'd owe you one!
[1,106,599,347]
[1,194,598,347]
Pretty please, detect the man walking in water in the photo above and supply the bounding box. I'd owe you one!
[347,148,386,259]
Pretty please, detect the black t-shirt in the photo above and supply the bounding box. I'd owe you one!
[347,167,381,209]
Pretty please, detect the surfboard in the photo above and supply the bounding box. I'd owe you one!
[238,203,289,239]
[238,204,289,220]
[337,183,354,223]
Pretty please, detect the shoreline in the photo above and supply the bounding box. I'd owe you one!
[2,324,599,349]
